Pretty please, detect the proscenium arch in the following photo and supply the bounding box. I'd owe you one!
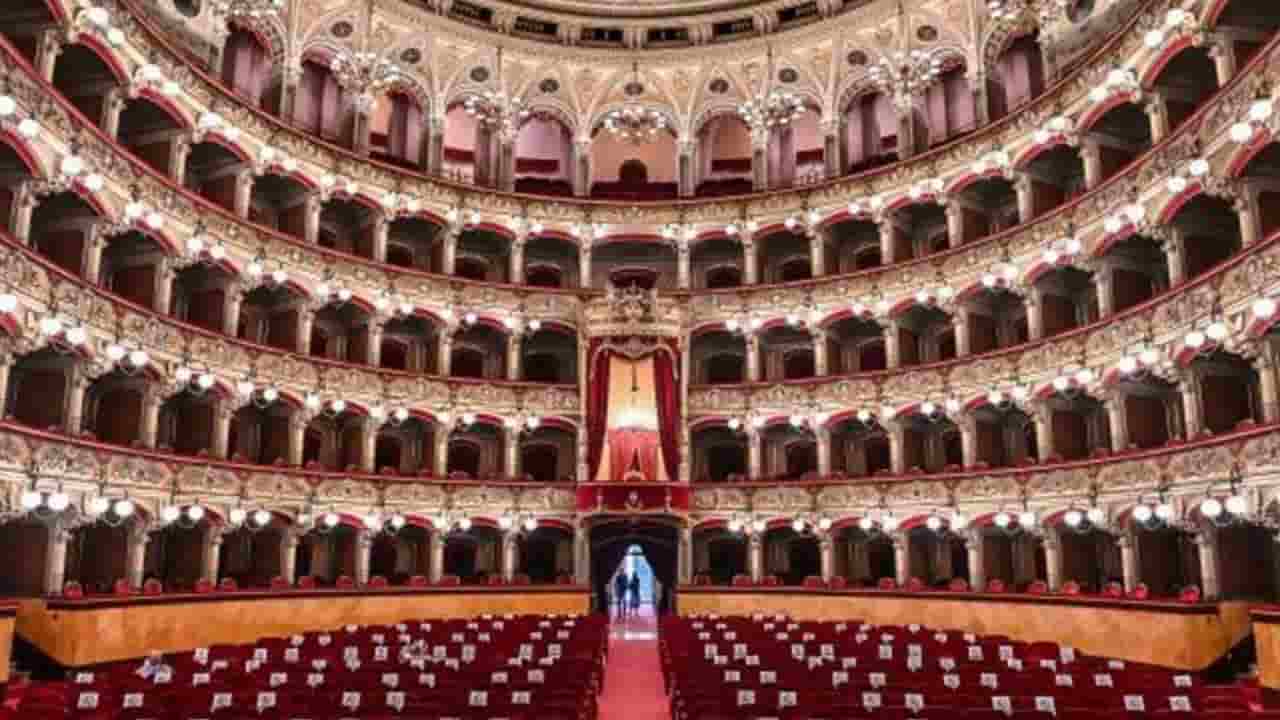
[587,517,681,613]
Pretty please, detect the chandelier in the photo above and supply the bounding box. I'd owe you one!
[603,63,668,144]
[738,47,806,132]
[464,48,528,136]
[867,49,949,109]
[329,51,405,110]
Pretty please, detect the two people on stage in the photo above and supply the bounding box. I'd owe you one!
[613,571,641,617]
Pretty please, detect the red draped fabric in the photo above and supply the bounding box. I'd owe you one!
[608,428,659,482]
[654,340,682,482]
[586,339,611,483]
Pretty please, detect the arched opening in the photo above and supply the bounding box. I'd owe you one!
[221,24,274,111]
[970,405,1037,467]
[117,96,187,176]
[526,264,564,288]
[1020,145,1087,217]
[171,261,237,333]
[0,517,52,595]
[923,60,975,147]
[1212,0,1280,69]
[758,323,815,381]
[907,525,969,587]
[1166,194,1242,282]
[247,172,310,239]
[182,139,248,214]
[519,525,573,583]
[954,177,1019,245]
[1134,525,1202,597]
[1216,521,1279,600]
[444,525,502,582]
[446,439,483,478]
[763,526,820,585]
[81,373,146,446]
[29,191,101,279]
[369,91,426,169]
[1031,265,1098,337]
[369,523,431,584]
[51,43,122,133]
[976,525,1046,590]
[300,407,371,471]
[65,515,140,594]
[518,424,574,482]
[218,515,291,588]
[1236,142,1280,240]
[451,321,508,379]
[691,425,747,483]
[229,398,296,466]
[317,195,379,259]
[1110,375,1180,449]
[896,411,963,473]
[1191,350,1263,434]
[442,103,486,185]
[988,31,1045,121]
[513,113,573,196]
[959,287,1029,354]
[692,527,747,585]
[310,300,376,365]
[830,417,891,477]
[238,282,307,352]
[1082,102,1152,185]
[593,241,677,289]
[843,90,897,174]
[158,387,226,456]
[692,329,746,384]
[6,347,76,431]
[590,521,678,614]
[894,304,957,366]
[690,237,744,290]
[147,517,218,591]
[768,104,824,189]
[380,312,439,373]
[456,227,512,283]
[828,217,881,273]
[294,55,354,146]
[825,315,887,374]
[1042,390,1111,460]
[887,201,947,261]
[297,523,361,584]
[1096,232,1169,313]
[833,526,896,586]
[1149,46,1220,133]
[447,418,506,479]
[99,231,172,311]
[0,138,35,230]
[695,115,753,196]
[386,215,444,271]
[1055,520,1121,593]
[523,233,579,288]
[755,229,811,283]
[0,0,59,67]
[522,326,578,383]
[760,423,817,480]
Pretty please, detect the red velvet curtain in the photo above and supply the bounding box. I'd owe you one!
[654,340,682,482]
[609,428,658,482]
[586,339,611,483]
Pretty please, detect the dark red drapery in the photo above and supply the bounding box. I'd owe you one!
[586,338,611,483]
[654,339,682,482]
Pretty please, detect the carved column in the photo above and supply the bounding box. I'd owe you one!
[678,526,693,584]
[1180,368,1204,438]
[954,307,972,357]
[1237,187,1263,246]
[1144,92,1170,144]
[748,534,764,583]
[169,136,191,183]
[966,532,985,591]
[742,236,758,285]
[438,331,454,377]
[970,70,990,127]
[280,529,300,585]
[809,230,825,277]
[139,384,163,448]
[64,368,87,435]
[892,534,909,586]
[745,335,761,382]
[1118,533,1139,592]
[367,321,384,368]
[1033,404,1054,460]
[352,95,374,156]
[441,228,458,275]
[1104,390,1129,452]
[751,131,769,192]
[957,413,978,468]
[574,525,590,584]
[280,64,301,122]
[1165,228,1187,286]
[44,518,70,595]
[1080,139,1104,190]
[883,322,900,369]
[677,140,696,198]
[1094,265,1115,317]
[888,423,905,474]
[429,530,445,583]
[501,532,518,582]
[1209,38,1238,87]
[9,180,36,242]
[1024,289,1044,341]
[427,126,445,174]
[815,424,832,477]
[676,239,691,290]
[125,523,150,590]
[234,169,254,219]
[747,428,763,480]
[303,192,322,245]
[1257,342,1280,423]
[360,417,378,473]
[509,234,526,285]
[812,329,828,376]
[945,203,965,248]
[1014,172,1036,224]
[574,139,591,197]
[879,221,897,264]
[433,425,450,477]
[1195,530,1219,600]
[504,426,520,478]
[101,86,126,139]
[83,226,107,285]
[371,216,389,264]
[203,528,223,583]
[287,414,308,466]
[821,119,842,179]
[152,258,175,316]
[506,333,522,381]
[1043,529,1063,591]
[579,244,593,289]
[819,535,835,582]
[222,282,243,337]
[0,354,11,417]
[350,530,370,584]
[34,28,62,82]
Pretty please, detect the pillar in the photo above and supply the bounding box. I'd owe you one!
[954,307,972,357]
[303,193,321,245]
[821,120,841,179]
[367,322,384,368]
[203,529,223,584]
[152,259,174,316]
[809,231,825,277]
[371,217,389,264]
[970,71,990,127]
[572,242,593,289]
[44,519,70,595]
[820,536,835,582]
[888,424,905,474]
[945,203,965,248]
[125,523,150,589]
[506,334,522,381]
[1180,369,1204,438]
[676,240,691,290]
[1081,139,1104,190]
[1024,290,1044,341]
[352,97,373,156]
[747,430,763,480]
[438,332,453,377]
[34,28,61,82]
[574,526,589,584]
[138,385,162,448]
[222,283,243,337]
[1014,173,1036,224]
[295,307,314,355]
[816,425,832,477]
[360,417,378,473]
[1166,228,1187,286]
[83,227,106,284]
[1033,405,1054,460]
[354,530,372,585]
[896,108,917,160]
[1118,534,1139,592]
[280,530,300,585]
[429,530,445,583]
[1144,92,1170,144]
[441,229,458,275]
[0,359,10,418]
[751,134,768,192]
[893,535,909,586]
[748,534,764,583]
[1238,187,1263,246]
[813,329,828,376]
[1209,38,1238,87]
[9,181,36,242]
[287,415,307,466]
[966,533,985,591]
[169,137,190,183]
[1105,391,1129,452]
[574,139,591,197]
[958,414,978,468]
[504,427,520,478]
[883,323,900,369]
[879,221,897,264]
[742,237,758,285]
[433,426,449,477]
[1043,530,1063,591]
[1258,343,1280,423]
[501,532,517,582]
[678,526,693,584]
[234,169,254,219]
[279,65,300,122]
[678,141,695,197]
[510,235,526,285]
[428,127,445,174]
[64,369,87,435]
[101,86,125,139]
[1094,266,1115,317]
[1196,532,1219,599]
[745,335,761,382]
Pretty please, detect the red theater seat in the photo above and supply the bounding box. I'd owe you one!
[113,579,133,596]
[367,575,388,588]
[62,581,84,599]
[218,578,238,592]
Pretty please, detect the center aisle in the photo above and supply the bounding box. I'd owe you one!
[598,609,672,720]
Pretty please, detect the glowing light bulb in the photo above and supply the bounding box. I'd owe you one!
[1132,505,1153,523]
[1063,510,1083,527]
[229,508,248,525]
[1199,497,1223,519]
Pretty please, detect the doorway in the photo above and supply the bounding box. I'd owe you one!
[589,520,678,615]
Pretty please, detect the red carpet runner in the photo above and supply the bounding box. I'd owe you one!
[599,611,672,720]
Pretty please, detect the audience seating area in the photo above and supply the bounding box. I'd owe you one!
[700,575,1204,603]
[661,615,1266,720]
[12,614,605,720]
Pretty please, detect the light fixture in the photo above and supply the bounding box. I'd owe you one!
[1032,114,1073,146]
[1051,365,1095,399]
[1131,494,1178,531]
[1062,505,1107,534]
[19,477,71,521]
[329,50,405,110]
[1087,65,1139,104]
[105,341,150,375]
[371,404,411,427]
[971,145,1012,177]
[39,312,89,353]
[1230,93,1275,144]
[1200,466,1251,527]
[246,252,288,287]
[604,62,669,144]
[738,46,806,130]
[867,47,953,111]
[464,47,529,136]
[1041,233,1082,265]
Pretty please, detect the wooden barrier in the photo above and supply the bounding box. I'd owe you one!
[679,587,1254,670]
[1253,608,1280,690]
[0,603,15,685]
[17,586,589,667]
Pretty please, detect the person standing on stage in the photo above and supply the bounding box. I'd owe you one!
[614,571,629,618]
